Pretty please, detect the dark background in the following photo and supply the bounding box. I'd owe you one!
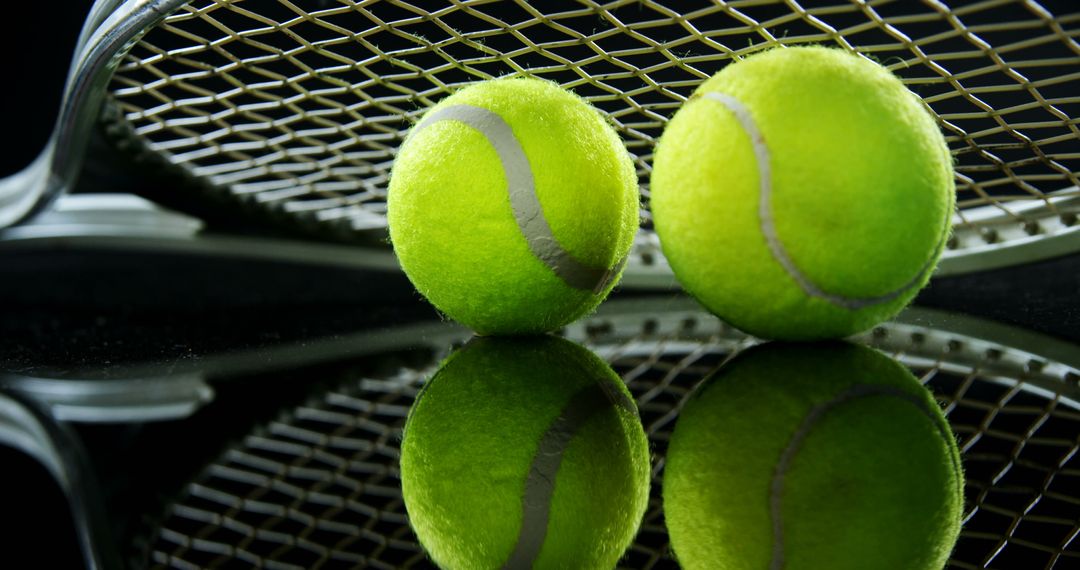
[0,3,94,177]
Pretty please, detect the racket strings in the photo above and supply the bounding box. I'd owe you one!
[105,0,1080,239]
[141,319,1080,569]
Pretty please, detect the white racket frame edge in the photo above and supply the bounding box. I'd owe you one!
[0,0,189,228]
[0,392,121,570]
[3,188,1077,288]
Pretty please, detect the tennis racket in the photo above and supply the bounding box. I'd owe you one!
[1,0,1078,283]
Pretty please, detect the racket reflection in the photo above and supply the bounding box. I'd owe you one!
[2,1,1078,281]
[1,298,1078,569]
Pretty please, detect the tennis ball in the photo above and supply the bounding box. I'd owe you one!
[387,77,640,335]
[399,336,651,570]
[650,46,954,340]
[664,342,964,570]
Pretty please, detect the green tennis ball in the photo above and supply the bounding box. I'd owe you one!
[650,46,954,340]
[664,342,964,570]
[399,336,651,569]
[387,77,640,335]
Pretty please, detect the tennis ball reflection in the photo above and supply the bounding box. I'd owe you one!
[399,335,651,570]
[664,341,965,570]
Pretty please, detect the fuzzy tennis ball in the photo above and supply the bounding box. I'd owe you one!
[387,77,640,335]
[664,342,964,570]
[399,336,651,570]
[650,46,954,340]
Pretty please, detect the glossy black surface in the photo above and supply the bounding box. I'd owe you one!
[0,242,1078,569]
[2,247,1077,371]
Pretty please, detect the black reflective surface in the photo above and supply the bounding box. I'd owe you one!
[0,243,1078,569]
[2,247,1077,372]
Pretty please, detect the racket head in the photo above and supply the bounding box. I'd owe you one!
[95,0,1080,277]
[6,2,1078,279]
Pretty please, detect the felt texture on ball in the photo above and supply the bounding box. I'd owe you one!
[664,342,964,570]
[387,77,640,335]
[399,336,651,570]
[650,46,955,340]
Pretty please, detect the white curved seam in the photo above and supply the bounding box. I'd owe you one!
[702,92,941,310]
[412,104,624,293]
[501,380,637,569]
